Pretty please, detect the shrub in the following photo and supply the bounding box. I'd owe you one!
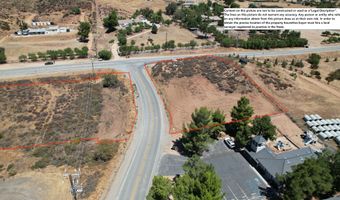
[98,50,112,60]
[19,54,27,62]
[92,141,119,162]
[307,53,321,69]
[6,163,14,171]
[71,7,81,15]
[31,158,49,169]
[0,47,6,64]
[28,53,38,62]
[102,74,119,88]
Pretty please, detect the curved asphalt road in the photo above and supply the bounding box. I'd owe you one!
[0,45,339,200]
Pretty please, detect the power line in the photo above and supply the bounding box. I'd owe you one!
[68,59,96,199]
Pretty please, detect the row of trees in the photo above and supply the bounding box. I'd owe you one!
[216,30,308,50]
[132,8,163,24]
[147,156,224,200]
[279,151,340,200]
[179,97,277,156]
[18,47,89,62]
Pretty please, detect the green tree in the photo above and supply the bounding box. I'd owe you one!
[28,53,38,62]
[230,97,254,146]
[189,40,197,49]
[103,10,119,32]
[235,124,252,147]
[151,24,158,34]
[224,0,235,6]
[118,32,127,46]
[78,22,91,42]
[332,151,340,191]
[251,116,276,140]
[180,107,213,156]
[173,156,224,200]
[165,2,177,15]
[147,176,172,200]
[102,74,119,88]
[307,53,321,69]
[280,157,333,200]
[98,50,112,60]
[210,109,226,139]
[37,52,47,61]
[231,96,254,122]
[0,47,6,64]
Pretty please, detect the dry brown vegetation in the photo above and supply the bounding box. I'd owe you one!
[243,61,340,147]
[150,57,279,131]
[0,72,133,199]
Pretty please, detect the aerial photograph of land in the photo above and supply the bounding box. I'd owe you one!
[0,0,340,200]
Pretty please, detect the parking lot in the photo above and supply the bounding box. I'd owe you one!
[158,140,269,200]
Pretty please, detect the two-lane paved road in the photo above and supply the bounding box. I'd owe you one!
[0,45,339,200]
[103,66,168,200]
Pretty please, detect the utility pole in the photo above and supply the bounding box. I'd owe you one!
[165,31,168,50]
[65,169,83,200]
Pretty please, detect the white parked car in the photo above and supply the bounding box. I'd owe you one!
[224,137,235,149]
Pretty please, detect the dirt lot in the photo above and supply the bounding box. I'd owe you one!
[150,56,279,132]
[243,62,340,147]
[98,0,174,16]
[0,32,85,62]
[237,0,310,8]
[0,72,134,199]
[260,51,340,90]
[128,24,208,47]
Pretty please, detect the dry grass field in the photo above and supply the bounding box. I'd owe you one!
[150,56,280,132]
[1,32,85,62]
[128,24,208,47]
[0,72,134,199]
[243,61,340,130]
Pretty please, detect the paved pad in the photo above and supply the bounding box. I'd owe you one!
[158,140,268,200]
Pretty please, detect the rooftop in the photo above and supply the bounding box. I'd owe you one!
[246,145,316,178]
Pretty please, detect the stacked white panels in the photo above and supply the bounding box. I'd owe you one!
[336,119,340,125]
[320,120,327,125]
[310,115,318,121]
[326,119,333,125]
[315,114,322,120]
[324,126,331,131]
[312,126,320,133]
[335,135,340,145]
[314,121,321,126]
[329,131,336,138]
[334,125,340,131]
[306,121,314,127]
[319,126,326,132]
[331,119,338,124]
[319,132,328,140]
[304,115,312,121]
